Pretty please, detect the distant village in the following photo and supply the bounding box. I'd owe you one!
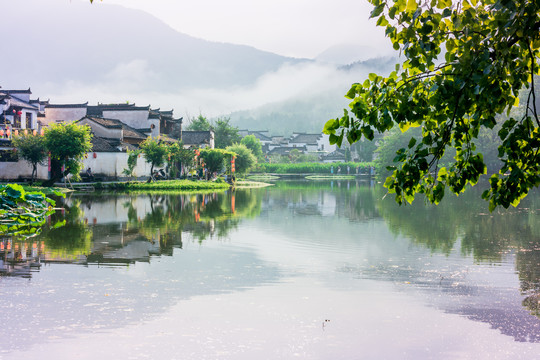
[0,87,347,181]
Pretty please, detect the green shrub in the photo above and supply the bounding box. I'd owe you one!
[253,162,374,174]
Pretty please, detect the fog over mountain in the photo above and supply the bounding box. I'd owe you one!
[0,0,396,133]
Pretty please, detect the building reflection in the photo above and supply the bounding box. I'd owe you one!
[0,239,44,278]
[1,189,261,277]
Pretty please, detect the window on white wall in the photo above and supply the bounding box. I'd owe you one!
[26,113,32,129]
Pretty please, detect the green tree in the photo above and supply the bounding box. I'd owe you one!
[324,0,540,210]
[44,122,93,185]
[240,135,263,161]
[214,117,241,149]
[288,148,301,163]
[353,138,378,162]
[140,137,168,179]
[226,143,257,176]
[122,149,141,179]
[199,148,234,175]
[167,141,196,178]
[186,114,212,131]
[12,133,48,184]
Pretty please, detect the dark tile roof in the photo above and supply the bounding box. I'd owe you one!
[45,102,88,108]
[1,88,31,94]
[94,104,150,111]
[29,99,48,106]
[247,131,272,142]
[182,131,212,146]
[80,116,147,140]
[90,135,120,152]
[290,133,322,145]
[86,103,150,117]
[5,97,39,110]
[122,125,147,140]
[149,109,163,120]
[83,116,123,129]
[322,150,347,160]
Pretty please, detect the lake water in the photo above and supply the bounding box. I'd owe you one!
[1,180,540,359]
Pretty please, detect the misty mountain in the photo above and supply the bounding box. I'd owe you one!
[1,0,399,134]
[227,57,397,136]
[316,43,390,65]
[0,0,304,92]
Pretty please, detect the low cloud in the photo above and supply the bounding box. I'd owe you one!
[38,60,382,120]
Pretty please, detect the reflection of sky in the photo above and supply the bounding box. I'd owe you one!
[251,185,540,344]
[2,185,540,359]
[0,240,281,354]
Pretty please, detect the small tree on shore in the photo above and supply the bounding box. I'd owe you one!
[140,137,168,179]
[122,149,141,179]
[12,133,48,184]
[43,123,93,186]
[199,148,235,175]
[240,135,263,162]
[167,142,195,178]
[226,144,256,176]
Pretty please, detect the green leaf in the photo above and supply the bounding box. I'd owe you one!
[377,15,389,27]
[406,0,418,12]
[370,3,385,19]
[6,186,22,200]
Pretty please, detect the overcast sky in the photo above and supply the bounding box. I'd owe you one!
[100,0,391,59]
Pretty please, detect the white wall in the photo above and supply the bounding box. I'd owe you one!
[81,152,152,178]
[149,119,160,138]
[78,118,122,139]
[0,159,49,180]
[102,110,149,129]
[21,110,38,130]
[0,152,155,181]
[317,134,336,153]
[71,195,157,225]
[44,107,87,125]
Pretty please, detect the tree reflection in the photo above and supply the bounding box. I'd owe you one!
[19,190,264,266]
[376,185,540,318]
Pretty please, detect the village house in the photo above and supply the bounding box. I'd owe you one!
[0,88,49,180]
[1,88,42,137]
[181,131,215,149]
[0,88,215,181]
[75,116,152,179]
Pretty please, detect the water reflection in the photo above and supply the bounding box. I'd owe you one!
[1,190,264,272]
[1,180,540,355]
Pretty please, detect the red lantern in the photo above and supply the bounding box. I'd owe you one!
[93,152,97,158]
[17,111,22,116]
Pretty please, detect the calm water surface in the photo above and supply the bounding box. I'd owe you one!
[1,180,540,359]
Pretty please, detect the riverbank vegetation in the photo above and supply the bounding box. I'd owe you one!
[253,162,373,174]
[0,183,64,236]
[95,179,231,191]
[325,0,540,210]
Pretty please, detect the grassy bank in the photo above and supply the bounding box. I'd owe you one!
[99,179,231,191]
[254,162,374,174]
